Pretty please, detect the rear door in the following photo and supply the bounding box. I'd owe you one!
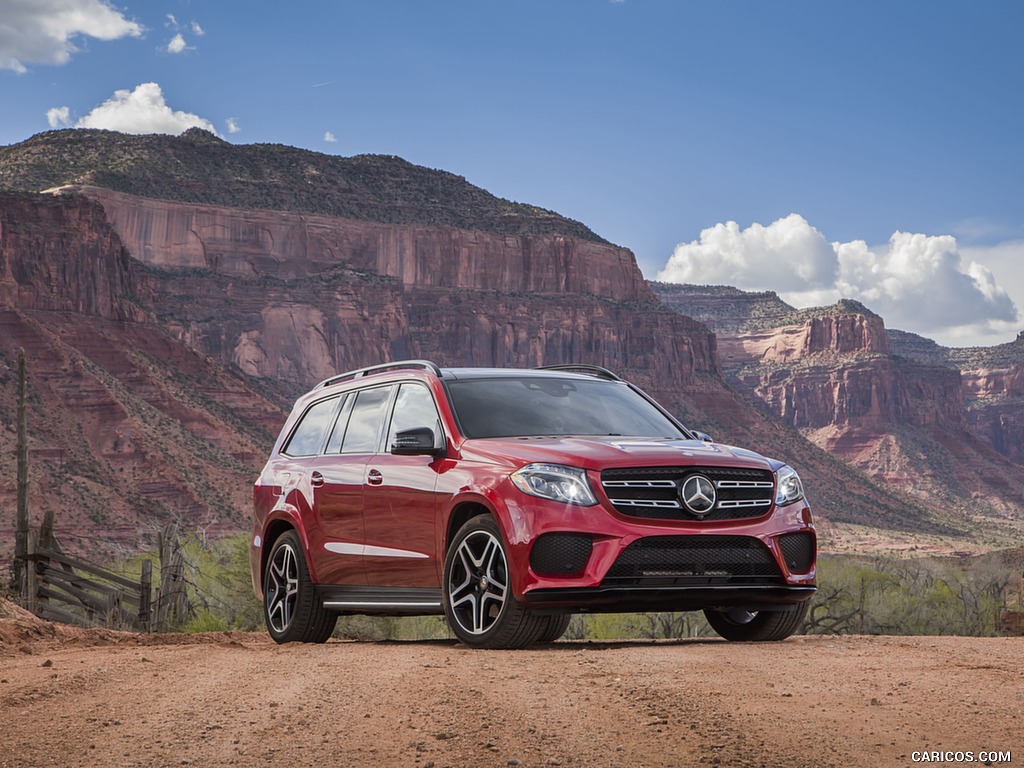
[312,385,394,585]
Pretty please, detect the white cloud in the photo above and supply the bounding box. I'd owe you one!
[657,214,838,293]
[166,33,187,54]
[226,117,240,134]
[163,14,203,52]
[324,131,337,143]
[46,105,71,128]
[0,0,142,73]
[657,214,1022,347]
[66,82,216,136]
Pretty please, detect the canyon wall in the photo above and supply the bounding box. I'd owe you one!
[0,192,148,320]
[1,189,962,548]
[67,186,649,302]
[653,284,1024,516]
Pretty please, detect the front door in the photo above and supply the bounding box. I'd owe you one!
[362,382,444,587]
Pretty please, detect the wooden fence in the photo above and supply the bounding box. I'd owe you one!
[22,533,152,630]
[17,523,191,632]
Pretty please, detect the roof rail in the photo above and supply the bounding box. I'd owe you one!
[314,360,443,390]
[533,364,622,382]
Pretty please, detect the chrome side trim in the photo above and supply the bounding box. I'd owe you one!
[324,542,429,559]
[323,601,442,610]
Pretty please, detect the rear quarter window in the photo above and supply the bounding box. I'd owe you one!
[281,397,339,456]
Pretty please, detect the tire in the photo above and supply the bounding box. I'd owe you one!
[537,614,572,643]
[263,530,337,644]
[442,515,547,649]
[704,601,809,642]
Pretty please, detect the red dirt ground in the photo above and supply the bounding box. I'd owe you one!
[1,603,1020,767]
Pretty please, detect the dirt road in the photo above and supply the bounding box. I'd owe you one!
[1,611,1021,768]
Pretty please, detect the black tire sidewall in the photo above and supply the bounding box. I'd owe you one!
[263,530,319,643]
[442,515,516,646]
[704,602,809,642]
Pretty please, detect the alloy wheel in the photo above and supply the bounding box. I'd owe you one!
[447,530,508,635]
[266,542,300,634]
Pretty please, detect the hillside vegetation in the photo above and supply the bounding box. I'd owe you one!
[0,128,606,242]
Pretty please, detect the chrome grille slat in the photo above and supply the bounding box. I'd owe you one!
[715,480,774,489]
[603,480,678,488]
[600,465,776,522]
[608,498,682,509]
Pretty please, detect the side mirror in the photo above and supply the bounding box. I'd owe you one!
[391,426,445,457]
[692,430,714,443]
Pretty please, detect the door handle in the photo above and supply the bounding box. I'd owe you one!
[367,468,383,485]
[310,471,325,488]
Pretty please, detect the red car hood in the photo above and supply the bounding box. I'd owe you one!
[458,436,775,472]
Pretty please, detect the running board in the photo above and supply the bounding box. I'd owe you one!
[317,585,444,616]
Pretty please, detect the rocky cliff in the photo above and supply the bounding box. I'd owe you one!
[0,193,286,551]
[0,186,960,554]
[653,283,1024,521]
[0,128,1013,554]
[61,185,649,302]
[890,330,1024,467]
[0,192,147,321]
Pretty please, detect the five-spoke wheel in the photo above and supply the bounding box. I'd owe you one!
[447,527,509,635]
[263,530,337,644]
[443,515,548,648]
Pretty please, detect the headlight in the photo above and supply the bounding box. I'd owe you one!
[510,464,597,506]
[775,464,804,506]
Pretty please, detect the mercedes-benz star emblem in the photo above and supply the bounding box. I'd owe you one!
[680,474,716,516]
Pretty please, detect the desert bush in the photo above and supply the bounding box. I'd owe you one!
[104,530,1018,639]
[806,554,1016,636]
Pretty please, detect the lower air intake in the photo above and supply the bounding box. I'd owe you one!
[778,532,815,573]
[530,533,593,577]
[604,535,784,586]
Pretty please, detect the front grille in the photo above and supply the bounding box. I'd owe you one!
[603,535,784,586]
[778,532,815,573]
[530,533,593,576]
[600,466,776,521]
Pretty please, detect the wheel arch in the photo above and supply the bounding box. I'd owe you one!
[445,498,496,555]
[261,518,299,592]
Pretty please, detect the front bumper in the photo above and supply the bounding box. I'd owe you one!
[523,584,816,614]
[497,490,817,601]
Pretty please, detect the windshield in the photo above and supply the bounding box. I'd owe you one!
[446,377,689,439]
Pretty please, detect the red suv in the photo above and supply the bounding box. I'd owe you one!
[250,361,816,648]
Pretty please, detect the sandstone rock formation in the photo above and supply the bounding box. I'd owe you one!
[0,187,958,554]
[1,127,1016,553]
[62,186,649,302]
[891,330,1024,467]
[653,283,1024,522]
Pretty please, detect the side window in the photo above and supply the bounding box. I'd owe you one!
[282,397,339,457]
[339,386,394,454]
[324,394,353,454]
[387,383,443,449]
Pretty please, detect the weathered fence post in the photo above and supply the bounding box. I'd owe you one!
[155,523,188,630]
[25,530,38,614]
[139,559,152,631]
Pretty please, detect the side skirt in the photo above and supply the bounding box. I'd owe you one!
[316,585,444,616]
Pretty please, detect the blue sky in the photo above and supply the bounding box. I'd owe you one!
[2,0,1023,346]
